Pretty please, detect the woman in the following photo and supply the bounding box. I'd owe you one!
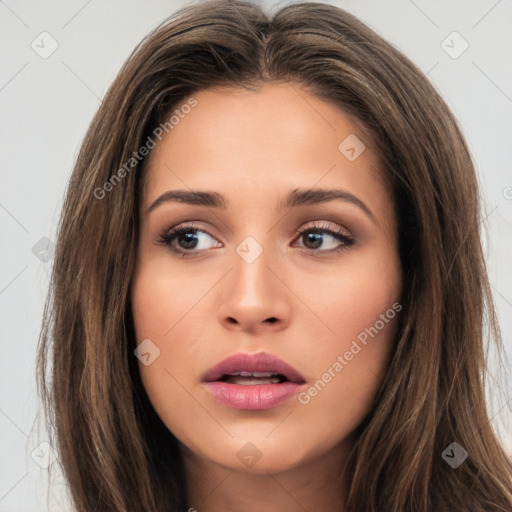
[37,1,512,510]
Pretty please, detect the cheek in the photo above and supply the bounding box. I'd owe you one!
[130,258,209,340]
[294,244,401,353]
[292,247,402,420]
[293,295,400,455]
[130,261,213,431]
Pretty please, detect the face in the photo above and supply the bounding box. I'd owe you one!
[131,82,402,475]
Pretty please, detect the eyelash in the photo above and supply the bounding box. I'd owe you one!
[156,221,355,258]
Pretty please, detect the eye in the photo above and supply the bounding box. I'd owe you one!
[156,220,355,258]
[293,221,355,254]
[156,223,220,257]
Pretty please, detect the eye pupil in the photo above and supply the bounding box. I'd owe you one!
[304,232,322,249]
[180,232,198,249]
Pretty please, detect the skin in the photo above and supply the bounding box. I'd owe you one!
[131,82,403,512]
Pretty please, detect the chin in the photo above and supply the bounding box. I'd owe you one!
[201,434,317,474]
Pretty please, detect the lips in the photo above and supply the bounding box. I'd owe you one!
[202,352,305,384]
[202,352,306,410]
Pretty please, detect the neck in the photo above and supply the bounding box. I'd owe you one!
[181,438,353,512]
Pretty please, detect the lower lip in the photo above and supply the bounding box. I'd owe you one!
[204,381,304,410]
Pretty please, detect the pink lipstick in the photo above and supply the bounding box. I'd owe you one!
[202,352,306,410]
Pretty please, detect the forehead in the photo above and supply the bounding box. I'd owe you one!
[141,82,393,226]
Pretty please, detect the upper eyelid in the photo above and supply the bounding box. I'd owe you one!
[295,221,352,237]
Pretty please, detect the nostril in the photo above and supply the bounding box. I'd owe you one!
[225,317,277,324]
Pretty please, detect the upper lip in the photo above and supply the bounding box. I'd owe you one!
[202,352,306,384]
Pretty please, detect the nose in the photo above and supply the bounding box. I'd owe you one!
[217,248,292,334]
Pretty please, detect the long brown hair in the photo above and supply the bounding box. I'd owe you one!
[36,1,512,510]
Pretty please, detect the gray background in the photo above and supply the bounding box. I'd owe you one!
[1,0,511,510]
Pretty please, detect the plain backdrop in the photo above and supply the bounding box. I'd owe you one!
[1,0,511,510]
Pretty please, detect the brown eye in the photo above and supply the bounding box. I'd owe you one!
[157,224,221,256]
[294,222,355,253]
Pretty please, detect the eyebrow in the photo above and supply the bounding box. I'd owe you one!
[146,188,377,225]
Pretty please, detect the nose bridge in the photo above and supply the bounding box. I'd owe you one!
[217,233,291,331]
[231,234,279,306]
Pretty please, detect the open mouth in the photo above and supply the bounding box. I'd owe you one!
[203,352,306,410]
[218,371,289,385]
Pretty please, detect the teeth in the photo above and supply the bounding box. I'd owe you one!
[220,371,286,385]
[229,371,279,378]
[226,376,281,385]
